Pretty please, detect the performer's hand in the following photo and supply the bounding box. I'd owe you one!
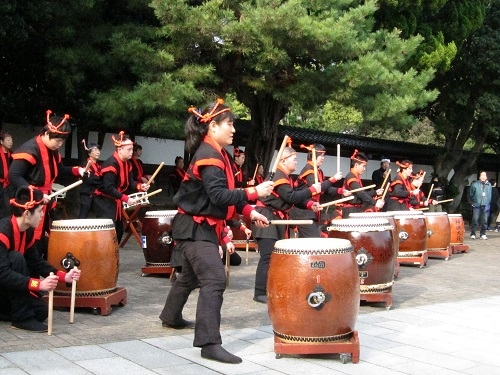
[342,189,352,196]
[255,180,274,198]
[311,182,322,194]
[247,179,255,186]
[218,246,224,258]
[424,200,429,207]
[376,188,384,196]
[250,210,269,227]
[432,200,439,205]
[42,194,50,204]
[226,228,234,240]
[140,183,150,192]
[244,227,252,238]
[412,189,420,195]
[65,268,81,283]
[311,202,322,212]
[39,274,59,292]
[226,241,235,254]
[333,172,343,181]
[375,199,385,209]
[127,197,138,206]
[78,167,86,177]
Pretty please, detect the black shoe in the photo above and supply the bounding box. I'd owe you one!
[253,295,268,304]
[201,344,242,364]
[11,318,48,332]
[161,318,195,329]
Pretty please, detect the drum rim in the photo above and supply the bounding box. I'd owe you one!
[144,210,178,217]
[51,218,115,230]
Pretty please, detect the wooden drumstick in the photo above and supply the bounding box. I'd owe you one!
[269,135,289,180]
[427,184,434,201]
[348,184,376,194]
[380,169,391,190]
[135,189,163,202]
[312,148,319,184]
[381,179,391,201]
[318,196,354,209]
[48,272,54,336]
[336,144,340,174]
[436,198,454,204]
[146,162,164,185]
[269,219,314,225]
[69,266,78,324]
[414,207,429,211]
[252,164,259,181]
[245,237,249,266]
[47,180,83,200]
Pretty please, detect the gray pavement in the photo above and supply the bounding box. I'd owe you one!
[1,226,500,375]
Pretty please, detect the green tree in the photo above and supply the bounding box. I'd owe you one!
[149,0,437,174]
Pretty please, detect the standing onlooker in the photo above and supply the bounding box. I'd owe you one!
[487,179,499,231]
[429,174,446,213]
[0,132,14,218]
[468,171,492,240]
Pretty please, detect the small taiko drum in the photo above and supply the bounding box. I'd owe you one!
[327,218,395,293]
[48,219,118,296]
[230,213,257,250]
[448,214,465,246]
[423,212,451,252]
[141,210,176,267]
[392,211,427,254]
[267,238,359,343]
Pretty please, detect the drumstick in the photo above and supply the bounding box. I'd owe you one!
[312,148,319,184]
[252,164,259,181]
[436,198,454,204]
[225,248,230,287]
[146,162,164,185]
[69,266,77,324]
[245,238,249,266]
[269,135,289,180]
[47,180,83,200]
[380,179,391,201]
[336,144,340,174]
[83,159,92,173]
[269,220,314,225]
[318,195,354,209]
[348,184,376,194]
[48,272,54,336]
[380,169,391,190]
[414,207,429,211]
[135,189,163,202]
[427,184,434,201]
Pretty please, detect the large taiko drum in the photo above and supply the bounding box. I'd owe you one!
[141,210,176,267]
[267,238,359,343]
[392,211,427,254]
[327,218,395,293]
[48,219,118,296]
[448,214,465,246]
[348,212,399,253]
[423,212,451,251]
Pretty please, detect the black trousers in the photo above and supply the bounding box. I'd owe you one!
[0,251,48,323]
[94,195,124,243]
[254,238,276,297]
[159,240,226,347]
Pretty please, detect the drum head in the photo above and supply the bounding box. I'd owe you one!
[447,214,462,218]
[274,238,353,254]
[51,219,114,231]
[349,212,395,218]
[423,212,448,217]
[328,218,391,232]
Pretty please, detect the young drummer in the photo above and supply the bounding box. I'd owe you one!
[78,140,102,219]
[387,160,419,211]
[0,186,81,332]
[158,99,273,364]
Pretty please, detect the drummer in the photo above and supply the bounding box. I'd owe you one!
[0,186,81,332]
[78,140,102,218]
[7,111,86,258]
[387,160,419,211]
[409,170,438,210]
[342,150,384,217]
[252,146,322,303]
[290,143,346,238]
[158,99,273,364]
[93,132,149,243]
[0,132,14,218]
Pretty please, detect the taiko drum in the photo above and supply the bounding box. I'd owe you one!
[141,210,177,267]
[349,212,399,253]
[267,238,359,342]
[392,211,427,253]
[448,214,466,246]
[423,212,451,251]
[230,212,257,250]
[328,218,395,291]
[48,219,118,296]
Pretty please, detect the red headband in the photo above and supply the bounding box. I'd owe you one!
[396,161,412,169]
[350,149,367,165]
[46,110,70,135]
[188,98,231,124]
[9,185,44,210]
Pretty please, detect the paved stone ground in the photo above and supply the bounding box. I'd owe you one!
[1,224,498,355]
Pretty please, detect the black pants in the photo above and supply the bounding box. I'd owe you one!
[0,251,48,323]
[254,238,276,297]
[159,240,226,347]
[94,195,124,243]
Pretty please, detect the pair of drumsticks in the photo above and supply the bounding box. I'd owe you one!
[47,266,78,336]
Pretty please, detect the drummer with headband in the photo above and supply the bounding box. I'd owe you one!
[387,160,419,211]
[93,132,150,243]
[7,110,86,258]
[78,140,102,219]
[0,186,81,332]
[252,145,322,304]
[342,150,384,217]
[290,143,346,238]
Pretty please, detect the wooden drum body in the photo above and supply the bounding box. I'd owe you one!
[327,218,395,308]
[424,212,451,259]
[392,211,428,267]
[268,238,359,344]
[448,214,470,254]
[141,210,176,266]
[48,219,119,296]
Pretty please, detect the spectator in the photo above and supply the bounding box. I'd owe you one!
[468,171,492,240]
[487,179,499,231]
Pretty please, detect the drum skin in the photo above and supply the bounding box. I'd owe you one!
[48,219,118,295]
[392,212,427,253]
[267,238,359,341]
[424,212,451,250]
[141,210,176,265]
[448,214,465,246]
[328,218,395,287]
